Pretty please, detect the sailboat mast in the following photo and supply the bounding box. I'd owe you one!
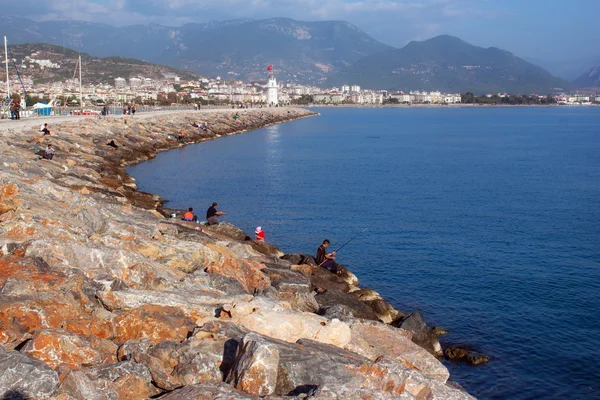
[4,36,9,99]
[78,55,83,109]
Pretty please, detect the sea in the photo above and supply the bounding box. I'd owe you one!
[127,107,600,399]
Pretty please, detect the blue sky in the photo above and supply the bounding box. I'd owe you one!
[5,0,600,63]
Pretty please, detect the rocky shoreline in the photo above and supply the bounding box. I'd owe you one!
[0,108,476,399]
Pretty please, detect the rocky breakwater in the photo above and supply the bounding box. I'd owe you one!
[0,108,475,399]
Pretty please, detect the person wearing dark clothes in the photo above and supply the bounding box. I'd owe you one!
[206,202,225,225]
[40,123,51,136]
[316,239,338,273]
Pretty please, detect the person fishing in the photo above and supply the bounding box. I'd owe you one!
[316,228,368,274]
[316,239,338,273]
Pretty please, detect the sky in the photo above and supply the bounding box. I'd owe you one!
[3,0,600,64]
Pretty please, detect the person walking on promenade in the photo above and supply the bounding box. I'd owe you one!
[206,202,225,225]
[13,101,20,120]
[316,239,338,273]
[255,226,265,241]
[131,104,136,115]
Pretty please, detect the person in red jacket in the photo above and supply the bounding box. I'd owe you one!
[255,226,265,241]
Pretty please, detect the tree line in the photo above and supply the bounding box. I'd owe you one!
[461,93,556,105]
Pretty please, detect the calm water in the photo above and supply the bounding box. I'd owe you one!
[128,107,600,399]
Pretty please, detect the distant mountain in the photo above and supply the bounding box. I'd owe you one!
[329,35,568,94]
[0,15,394,84]
[524,54,600,81]
[4,43,198,85]
[572,66,600,88]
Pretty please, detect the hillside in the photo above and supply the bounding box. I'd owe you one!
[0,15,394,84]
[572,66,600,88]
[2,43,198,85]
[329,35,568,93]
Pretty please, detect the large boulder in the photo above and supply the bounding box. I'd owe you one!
[315,289,380,321]
[57,370,117,400]
[394,311,443,356]
[313,356,476,400]
[158,383,255,399]
[261,265,319,312]
[345,320,450,383]
[229,297,351,347]
[203,222,248,241]
[22,328,115,369]
[226,332,280,396]
[350,288,404,324]
[97,289,251,322]
[205,244,271,293]
[89,360,158,398]
[113,304,196,345]
[0,349,59,399]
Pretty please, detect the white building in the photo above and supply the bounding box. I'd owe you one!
[114,77,126,89]
[351,85,361,93]
[341,85,350,93]
[129,78,142,88]
[267,75,278,106]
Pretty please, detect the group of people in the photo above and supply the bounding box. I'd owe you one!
[181,202,226,225]
[123,104,136,115]
[191,121,209,132]
[180,203,266,242]
[9,101,21,120]
[34,139,55,160]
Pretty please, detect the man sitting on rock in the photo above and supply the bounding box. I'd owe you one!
[41,144,55,160]
[316,239,338,273]
[40,123,51,136]
[206,202,225,225]
[182,207,198,222]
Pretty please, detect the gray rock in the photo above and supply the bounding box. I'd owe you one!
[280,254,316,266]
[227,332,280,396]
[204,222,249,241]
[315,289,380,321]
[89,360,152,384]
[58,370,117,400]
[0,349,59,399]
[444,347,490,365]
[321,304,355,322]
[158,383,255,399]
[394,310,443,356]
[261,265,319,312]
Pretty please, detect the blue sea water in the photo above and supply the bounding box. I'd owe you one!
[127,107,600,399]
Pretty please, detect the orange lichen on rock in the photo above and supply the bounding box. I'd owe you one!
[113,305,196,345]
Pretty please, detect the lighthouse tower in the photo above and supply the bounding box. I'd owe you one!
[267,74,278,106]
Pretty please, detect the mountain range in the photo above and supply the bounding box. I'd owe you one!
[3,43,198,85]
[0,15,393,84]
[572,66,600,88]
[328,35,569,93]
[1,15,597,92]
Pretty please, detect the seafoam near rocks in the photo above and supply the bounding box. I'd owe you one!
[0,108,475,399]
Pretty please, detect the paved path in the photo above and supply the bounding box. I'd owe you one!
[0,107,294,133]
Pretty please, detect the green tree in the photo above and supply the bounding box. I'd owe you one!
[461,92,475,104]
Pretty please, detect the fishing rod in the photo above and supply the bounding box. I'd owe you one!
[334,227,368,253]
[318,228,368,267]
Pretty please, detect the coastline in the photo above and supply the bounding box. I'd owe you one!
[0,108,476,399]
[307,103,600,108]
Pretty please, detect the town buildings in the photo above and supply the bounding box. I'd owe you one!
[1,49,598,108]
